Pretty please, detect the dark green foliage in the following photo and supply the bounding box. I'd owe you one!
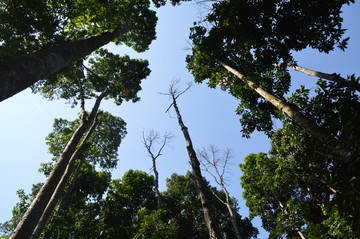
[186,0,354,137]
[0,0,65,59]
[42,111,127,175]
[32,49,150,106]
[240,78,360,238]
[2,170,259,239]
[0,0,157,60]
[163,172,259,239]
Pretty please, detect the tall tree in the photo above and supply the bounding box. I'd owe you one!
[185,0,356,156]
[0,0,157,101]
[240,78,360,238]
[218,61,347,158]
[10,49,150,238]
[164,82,222,239]
[1,111,126,239]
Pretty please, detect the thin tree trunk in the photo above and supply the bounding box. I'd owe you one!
[142,131,172,209]
[218,60,348,158]
[199,146,242,239]
[0,29,127,102]
[153,159,162,209]
[10,91,108,239]
[224,188,242,239]
[170,93,221,239]
[287,64,360,91]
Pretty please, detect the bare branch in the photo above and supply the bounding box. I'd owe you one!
[142,129,173,209]
[162,80,193,113]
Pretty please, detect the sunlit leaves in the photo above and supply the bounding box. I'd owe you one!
[44,111,127,170]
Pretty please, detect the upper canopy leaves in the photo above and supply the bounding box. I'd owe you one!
[0,0,158,61]
[186,0,354,137]
[33,48,150,106]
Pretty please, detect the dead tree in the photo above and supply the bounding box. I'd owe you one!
[142,130,173,209]
[198,145,242,239]
[163,81,222,239]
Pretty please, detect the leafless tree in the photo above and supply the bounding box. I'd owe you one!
[162,80,222,239]
[142,130,173,209]
[198,145,242,239]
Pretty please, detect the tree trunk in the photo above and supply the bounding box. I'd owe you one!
[287,64,360,91]
[170,94,222,239]
[219,60,348,158]
[152,158,163,209]
[31,116,98,239]
[10,92,107,239]
[0,29,127,102]
[223,187,242,239]
[40,159,85,239]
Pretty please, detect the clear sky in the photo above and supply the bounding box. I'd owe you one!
[0,1,359,237]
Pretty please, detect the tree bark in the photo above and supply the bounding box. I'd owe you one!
[0,29,126,102]
[10,91,108,239]
[31,116,98,239]
[153,159,162,209]
[287,64,360,91]
[170,92,222,239]
[219,60,348,158]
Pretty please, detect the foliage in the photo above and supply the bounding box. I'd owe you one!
[133,209,179,239]
[2,169,259,238]
[40,111,127,177]
[0,0,158,61]
[163,172,258,239]
[32,48,150,106]
[240,78,360,238]
[185,0,354,137]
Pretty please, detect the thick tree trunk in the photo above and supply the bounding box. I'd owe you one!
[219,60,348,158]
[0,30,126,102]
[10,92,107,239]
[171,94,221,239]
[31,116,98,239]
[287,64,360,91]
[40,160,84,239]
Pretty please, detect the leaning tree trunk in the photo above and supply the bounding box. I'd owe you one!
[218,60,348,159]
[170,94,222,239]
[10,92,107,239]
[287,64,360,91]
[0,29,127,102]
[40,155,87,239]
[31,116,98,239]
[222,187,242,239]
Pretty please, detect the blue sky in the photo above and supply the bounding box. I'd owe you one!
[0,1,359,237]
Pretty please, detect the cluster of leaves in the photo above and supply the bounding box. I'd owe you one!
[240,78,360,238]
[32,48,150,106]
[0,0,158,61]
[1,170,259,239]
[40,111,127,177]
[186,0,354,137]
